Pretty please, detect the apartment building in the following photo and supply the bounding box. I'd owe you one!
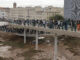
[0,3,64,20]
[0,7,10,19]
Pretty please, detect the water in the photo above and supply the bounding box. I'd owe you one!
[0,46,11,57]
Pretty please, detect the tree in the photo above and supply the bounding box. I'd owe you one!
[49,14,64,21]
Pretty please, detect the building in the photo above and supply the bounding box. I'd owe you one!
[13,2,17,8]
[0,8,8,19]
[0,10,5,18]
[0,7,10,19]
[64,0,80,20]
[0,3,64,20]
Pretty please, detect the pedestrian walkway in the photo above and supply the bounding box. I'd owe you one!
[0,19,80,38]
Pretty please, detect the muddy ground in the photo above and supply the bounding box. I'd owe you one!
[0,31,80,60]
[0,31,54,60]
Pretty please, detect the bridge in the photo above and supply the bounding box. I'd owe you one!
[0,20,80,60]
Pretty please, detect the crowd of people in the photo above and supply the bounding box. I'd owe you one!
[0,19,80,34]
[9,19,80,32]
[0,25,44,34]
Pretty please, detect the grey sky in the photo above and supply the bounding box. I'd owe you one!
[0,0,64,8]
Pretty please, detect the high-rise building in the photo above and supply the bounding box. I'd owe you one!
[64,0,80,20]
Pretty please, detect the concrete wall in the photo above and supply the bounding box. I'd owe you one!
[64,0,80,20]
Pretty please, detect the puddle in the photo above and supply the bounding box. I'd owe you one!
[0,46,11,58]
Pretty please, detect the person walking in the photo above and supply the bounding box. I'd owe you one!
[64,20,68,30]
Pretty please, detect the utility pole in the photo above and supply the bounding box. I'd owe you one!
[28,8,30,20]
[27,8,30,34]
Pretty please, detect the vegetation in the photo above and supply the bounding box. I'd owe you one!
[49,14,64,21]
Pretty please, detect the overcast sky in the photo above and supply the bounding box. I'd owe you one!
[0,0,64,8]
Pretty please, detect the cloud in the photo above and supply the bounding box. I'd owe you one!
[0,0,64,7]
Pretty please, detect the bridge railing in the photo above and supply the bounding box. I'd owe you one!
[0,20,80,35]
[9,20,78,32]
